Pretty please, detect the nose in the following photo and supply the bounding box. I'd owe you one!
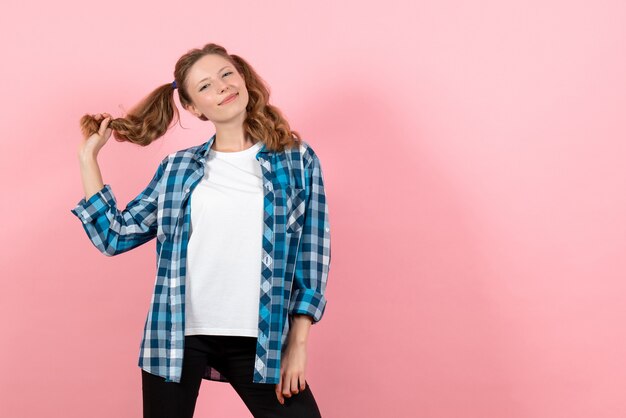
[216,78,229,92]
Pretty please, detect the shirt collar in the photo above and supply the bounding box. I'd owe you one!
[194,133,270,161]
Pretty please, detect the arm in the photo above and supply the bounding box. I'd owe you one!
[288,150,331,324]
[288,314,313,343]
[278,151,330,402]
[70,156,169,256]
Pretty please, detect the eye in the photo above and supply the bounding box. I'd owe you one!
[199,72,233,92]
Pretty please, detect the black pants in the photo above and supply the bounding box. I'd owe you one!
[141,335,322,418]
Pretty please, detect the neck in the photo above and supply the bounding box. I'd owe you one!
[212,113,254,151]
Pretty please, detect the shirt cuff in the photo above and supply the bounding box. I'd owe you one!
[288,288,327,324]
[70,184,116,224]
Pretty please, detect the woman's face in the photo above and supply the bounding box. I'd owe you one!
[184,54,249,123]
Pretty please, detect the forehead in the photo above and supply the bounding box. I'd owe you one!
[188,54,233,82]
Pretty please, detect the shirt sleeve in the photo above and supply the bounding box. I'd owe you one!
[69,156,168,256]
[288,150,331,324]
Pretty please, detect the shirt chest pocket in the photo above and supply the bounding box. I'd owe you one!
[286,186,306,234]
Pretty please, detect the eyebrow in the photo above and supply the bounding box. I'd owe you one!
[196,66,233,88]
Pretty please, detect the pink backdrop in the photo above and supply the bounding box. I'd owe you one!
[1,1,625,417]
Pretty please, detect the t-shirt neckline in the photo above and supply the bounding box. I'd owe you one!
[209,141,263,157]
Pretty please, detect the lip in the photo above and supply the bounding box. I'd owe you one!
[219,92,238,105]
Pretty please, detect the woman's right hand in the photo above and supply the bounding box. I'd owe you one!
[78,113,113,160]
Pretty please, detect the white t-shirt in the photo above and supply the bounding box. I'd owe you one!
[184,141,264,337]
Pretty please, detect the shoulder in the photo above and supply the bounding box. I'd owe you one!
[297,139,323,169]
[171,142,204,160]
[300,140,321,168]
[158,143,204,170]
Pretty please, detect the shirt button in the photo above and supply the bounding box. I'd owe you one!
[185,188,190,193]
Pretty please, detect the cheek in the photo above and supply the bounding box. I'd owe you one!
[203,97,220,108]
[236,76,247,89]
[240,91,249,107]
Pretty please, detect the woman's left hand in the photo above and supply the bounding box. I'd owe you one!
[275,340,308,405]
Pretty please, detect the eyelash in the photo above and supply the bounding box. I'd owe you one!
[199,72,233,91]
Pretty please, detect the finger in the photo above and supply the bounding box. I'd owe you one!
[282,372,294,397]
[290,374,300,395]
[98,117,111,136]
[100,116,110,128]
[275,379,284,405]
[283,374,297,398]
[300,375,307,391]
[102,116,111,127]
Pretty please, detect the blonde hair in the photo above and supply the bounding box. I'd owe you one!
[79,43,301,152]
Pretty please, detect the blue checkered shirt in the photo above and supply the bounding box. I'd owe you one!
[70,134,331,384]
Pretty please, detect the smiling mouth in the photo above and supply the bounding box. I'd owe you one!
[220,93,239,105]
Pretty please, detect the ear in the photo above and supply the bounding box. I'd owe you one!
[183,103,204,119]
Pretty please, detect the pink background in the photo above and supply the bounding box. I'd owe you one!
[1,1,625,417]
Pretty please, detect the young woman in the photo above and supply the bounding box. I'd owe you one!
[71,43,331,418]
